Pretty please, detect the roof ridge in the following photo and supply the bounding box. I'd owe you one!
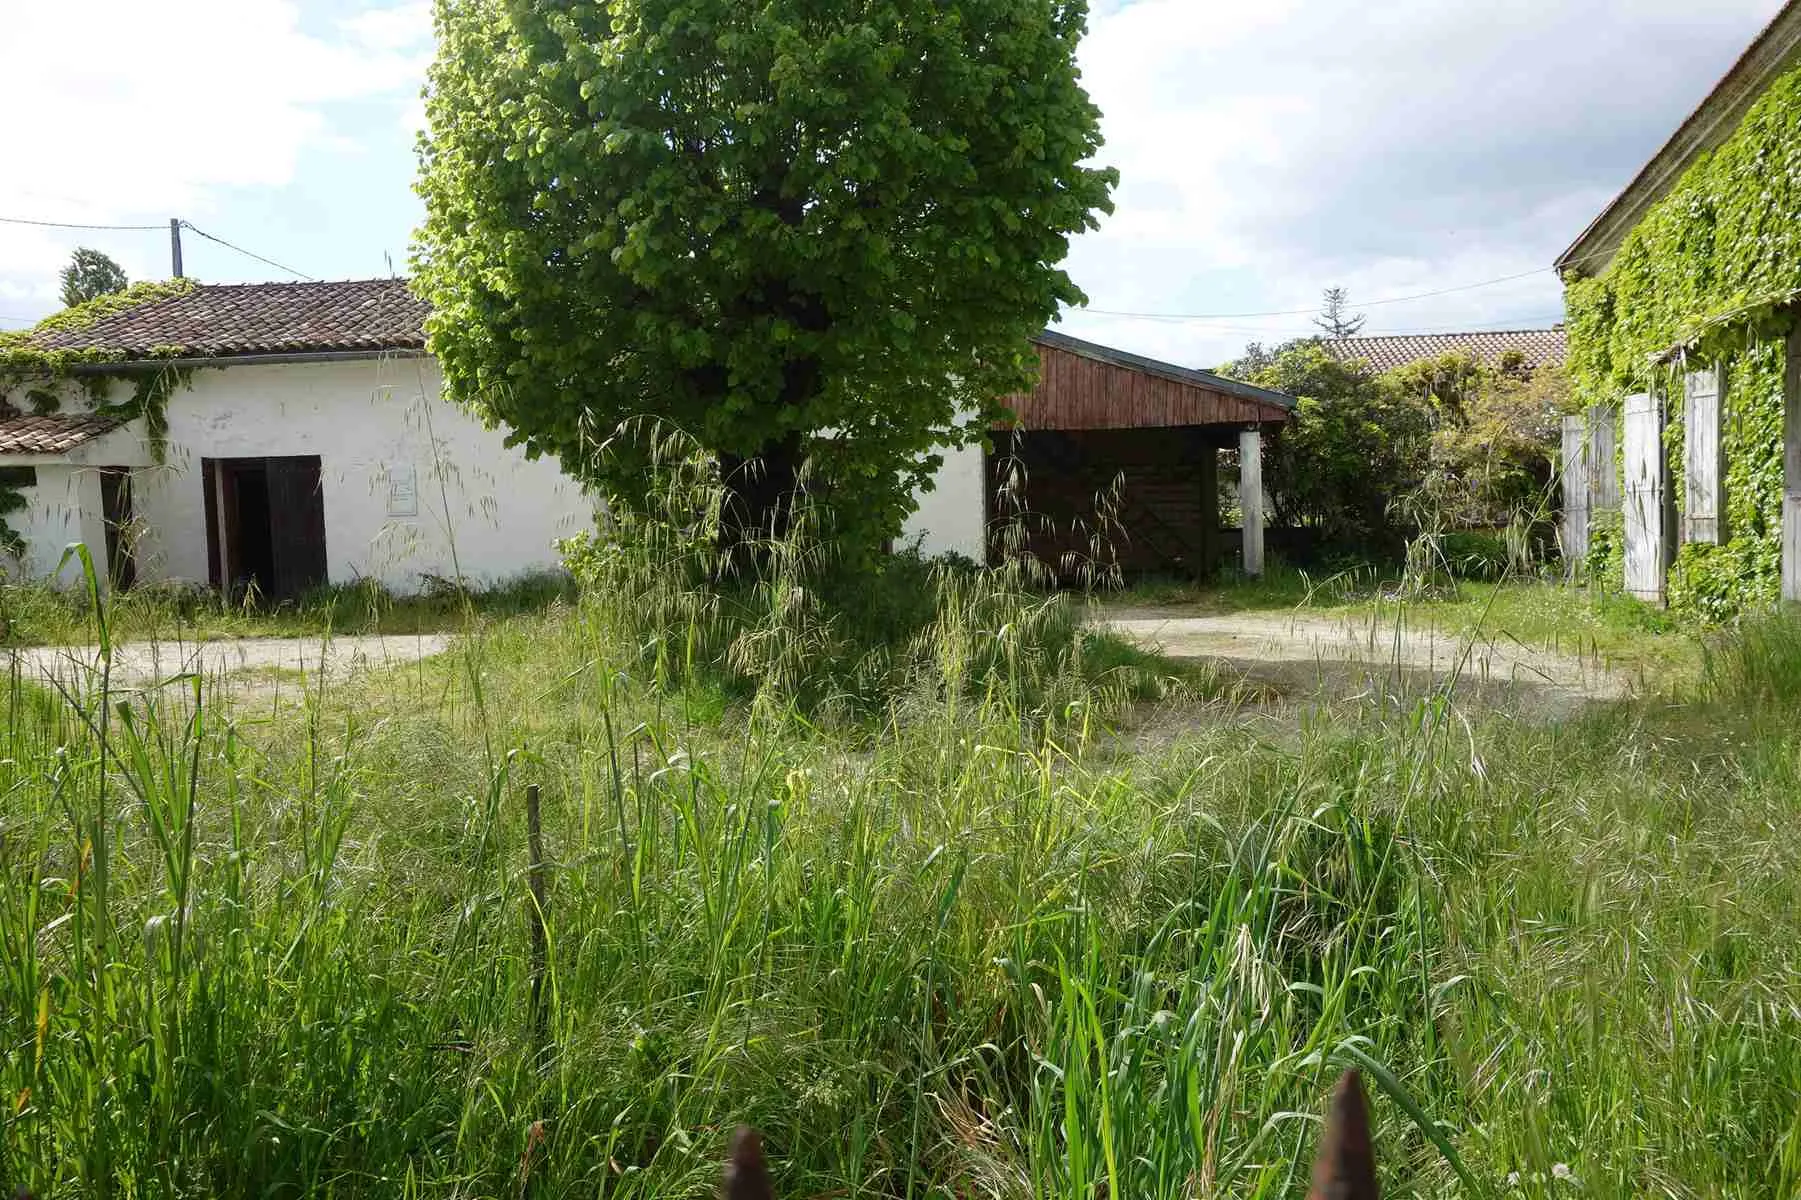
[1333,327,1565,341]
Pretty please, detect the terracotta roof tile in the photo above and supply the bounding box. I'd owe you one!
[1321,328,1566,374]
[0,414,123,455]
[26,278,428,359]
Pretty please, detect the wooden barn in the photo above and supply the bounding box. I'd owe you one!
[987,331,1294,580]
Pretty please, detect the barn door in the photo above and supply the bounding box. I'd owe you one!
[1622,390,1671,603]
[265,455,328,601]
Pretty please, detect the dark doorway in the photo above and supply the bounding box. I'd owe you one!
[99,467,136,591]
[202,456,328,603]
[986,428,1228,582]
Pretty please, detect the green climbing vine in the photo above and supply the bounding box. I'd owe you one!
[0,277,198,563]
[1565,59,1801,622]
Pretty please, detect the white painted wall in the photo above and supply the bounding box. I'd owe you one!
[110,357,594,594]
[3,356,991,591]
[901,442,986,561]
[12,465,110,587]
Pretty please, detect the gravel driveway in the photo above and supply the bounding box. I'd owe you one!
[1101,607,1632,709]
[7,633,452,695]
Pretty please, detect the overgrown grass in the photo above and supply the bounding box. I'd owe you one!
[4,529,1800,1197]
[0,569,577,647]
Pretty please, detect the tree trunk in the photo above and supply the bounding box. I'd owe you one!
[717,431,804,578]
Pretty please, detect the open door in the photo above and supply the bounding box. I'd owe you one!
[99,467,135,591]
[202,455,327,603]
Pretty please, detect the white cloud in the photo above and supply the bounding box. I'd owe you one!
[1059,0,1785,366]
[0,0,427,320]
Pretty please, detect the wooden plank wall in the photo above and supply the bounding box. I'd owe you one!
[987,429,1223,579]
[1005,343,1284,430]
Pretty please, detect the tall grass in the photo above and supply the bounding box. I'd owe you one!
[2,533,1799,1197]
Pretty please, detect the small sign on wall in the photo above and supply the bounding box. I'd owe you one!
[386,463,418,517]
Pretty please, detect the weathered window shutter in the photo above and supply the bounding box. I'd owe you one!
[1683,365,1724,544]
[1622,390,1671,604]
[1560,414,1589,569]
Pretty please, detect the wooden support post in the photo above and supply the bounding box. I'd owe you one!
[1560,415,1589,571]
[1684,365,1725,544]
[1785,326,1801,603]
[1197,439,1220,581]
[1239,427,1264,578]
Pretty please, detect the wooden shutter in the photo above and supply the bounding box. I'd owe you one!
[266,456,328,601]
[1683,366,1724,544]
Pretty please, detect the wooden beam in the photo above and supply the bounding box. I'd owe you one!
[1239,427,1265,578]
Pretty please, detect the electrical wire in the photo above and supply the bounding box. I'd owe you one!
[178,222,316,281]
[0,215,166,231]
[1080,267,1555,321]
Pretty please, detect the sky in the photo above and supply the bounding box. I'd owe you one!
[0,0,1785,368]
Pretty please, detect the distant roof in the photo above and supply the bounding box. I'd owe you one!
[1321,328,1566,374]
[25,278,427,360]
[0,414,122,455]
[1557,0,1801,275]
[1033,329,1295,411]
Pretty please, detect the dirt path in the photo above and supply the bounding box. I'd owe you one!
[8,633,452,698]
[1102,607,1633,711]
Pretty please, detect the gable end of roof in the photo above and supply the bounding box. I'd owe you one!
[1557,0,1801,275]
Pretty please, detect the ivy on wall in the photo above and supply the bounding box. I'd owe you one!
[1565,61,1801,622]
[0,278,198,564]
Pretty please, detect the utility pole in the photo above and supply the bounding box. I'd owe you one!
[169,218,184,278]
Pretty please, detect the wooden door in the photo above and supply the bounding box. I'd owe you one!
[265,456,327,601]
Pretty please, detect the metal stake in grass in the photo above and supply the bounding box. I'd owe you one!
[525,783,550,1052]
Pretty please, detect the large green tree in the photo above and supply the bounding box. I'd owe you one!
[414,0,1115,562]
[59,248,129,308]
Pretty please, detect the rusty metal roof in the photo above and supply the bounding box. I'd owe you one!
[0,414,123,455]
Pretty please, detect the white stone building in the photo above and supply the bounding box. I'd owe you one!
[2,279,1291,596]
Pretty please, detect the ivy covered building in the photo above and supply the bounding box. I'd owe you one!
[1557,0,1801,620]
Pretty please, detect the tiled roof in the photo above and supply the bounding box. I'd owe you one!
[0,414,123,455]
[25,278,428,359]
[1321,328,1566,374]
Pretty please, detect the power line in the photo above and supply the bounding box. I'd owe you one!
[179,222,316,281]
[0,214,166,231]
[1080,267,1554,321]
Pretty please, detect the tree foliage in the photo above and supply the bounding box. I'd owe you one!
[1226,340,1430,547]
[58,248,129,308]
[414,0,1116,563]
[1399,354,1567,530]
[1224,343,1562,555]
[1313,286,1365,338]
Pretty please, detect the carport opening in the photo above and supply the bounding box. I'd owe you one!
[986,427,1235,583]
